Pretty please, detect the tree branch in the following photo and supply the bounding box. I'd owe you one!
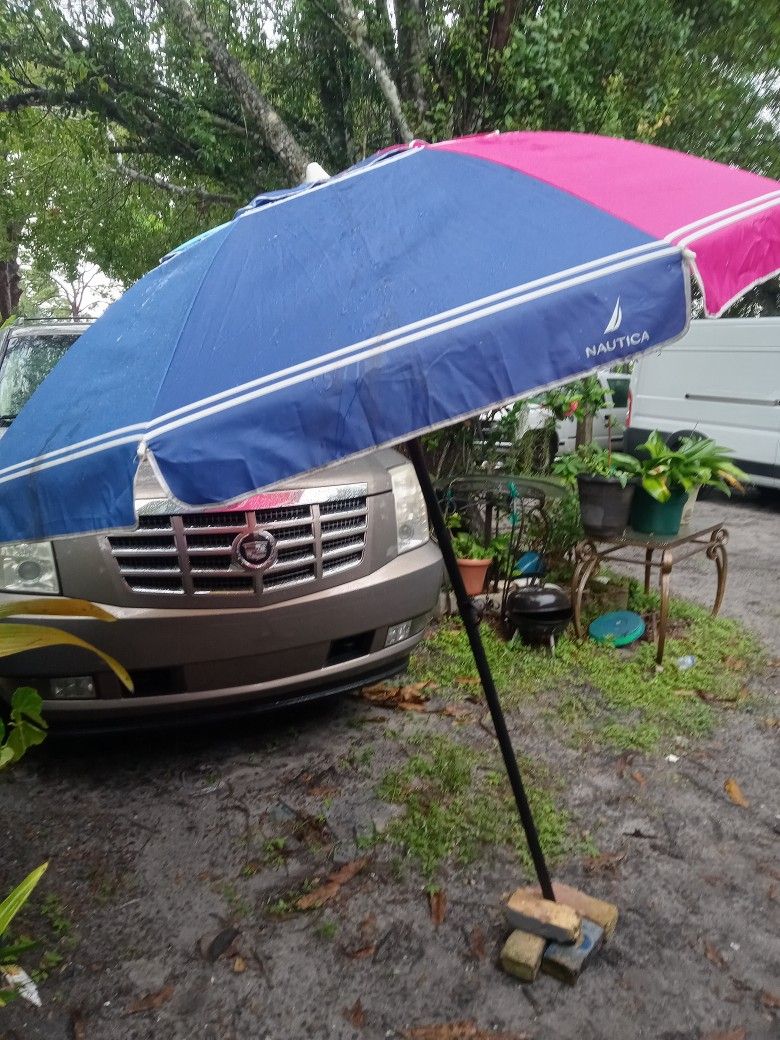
[0,89,81,113]
[156,0,311,182]
[118,165,237,206]
[327,0,414,143]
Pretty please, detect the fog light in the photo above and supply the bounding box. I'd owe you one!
[385,620,413,647]
[49,676,96,700]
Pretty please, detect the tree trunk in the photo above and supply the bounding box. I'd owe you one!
[0,232,21,322]
[330,0,414,143]
[488,0,524,54]
[395,0,428,120]
[575,414,594,448]
[158,0,311,183]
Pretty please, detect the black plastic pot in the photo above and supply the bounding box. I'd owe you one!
[576,474,636,540]
[506,585,573,646]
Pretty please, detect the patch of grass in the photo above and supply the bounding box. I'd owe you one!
[376,731,572,880]
[265,879,316,917]
[261,837,287,868]
[314,919,338,941]
[39,895,71,939]
[410,600,763,752]
[219,882,253,920]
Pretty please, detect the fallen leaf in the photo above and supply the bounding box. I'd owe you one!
[441,704,474,721]
[768,883,777,902]
[359,912,377,937]
[232,956,247,974]
[761,991,780,1010]
[704,942,727,969]
[344,943,377,960]
[344,998,366,1028]
[583,850,627,873]
[467,927,486,960]
[615,751,635,777]
[631,770,647,786]
[404,1022,529,1040]
[761,716,780,730]
[360,681,436,711]
[699,1030,746,1040]
[296,857,369,910]
[308,785,339,797]
[429,889,447,926]
[453,675,480,686]
[126,984,174,1015]
[70,1010,86,1040]
[724,778,749,808]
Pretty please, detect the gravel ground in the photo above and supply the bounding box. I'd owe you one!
[1,492,778,1040]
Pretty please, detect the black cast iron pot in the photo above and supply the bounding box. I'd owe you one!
[506,584,573,645]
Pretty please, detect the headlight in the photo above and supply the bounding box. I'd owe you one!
[0,542,60,594]
[390,462,429,554]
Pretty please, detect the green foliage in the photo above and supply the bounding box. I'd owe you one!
[410,604,763,752]
[1,0,778,295]
[0,863,48,1005]
[635,431,748,502]
[540,377,607,422]
[0,687,47,768]
[553,443,641,488]
[377,732,571,879]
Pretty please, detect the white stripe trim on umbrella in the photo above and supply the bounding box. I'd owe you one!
[674,196,780,248]
[0,239,670,480]
[666,189,780,242]
[0,243,683,486]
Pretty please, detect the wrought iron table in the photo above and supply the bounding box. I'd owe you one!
[571,521,729,665]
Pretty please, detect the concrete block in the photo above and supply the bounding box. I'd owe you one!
[504,891,581,943]
[500,929,546,982]
[510,883,618,941]
[542,918,605,985]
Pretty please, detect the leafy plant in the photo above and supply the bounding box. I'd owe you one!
[0,687,47,768]
[0,598,133,692]
[635,432,747,502]
[451,530,494,560]
[553,443,641,488]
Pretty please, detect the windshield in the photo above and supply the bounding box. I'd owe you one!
[0,333,79,425]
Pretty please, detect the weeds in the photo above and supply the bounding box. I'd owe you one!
[409,599,762,752]
[376,732,572,880]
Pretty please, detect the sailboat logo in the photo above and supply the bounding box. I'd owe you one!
[604,297,623,334]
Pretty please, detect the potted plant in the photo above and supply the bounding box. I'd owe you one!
[445,513,494,595]
[630,432,747,536]
[553,443,641,539]
[676,435,748,525]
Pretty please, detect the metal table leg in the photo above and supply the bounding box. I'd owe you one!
[644,547,654,594]
[706,527,729,616]
[571,541,600,639]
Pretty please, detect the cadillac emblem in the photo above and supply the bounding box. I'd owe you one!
[232,529,277,572]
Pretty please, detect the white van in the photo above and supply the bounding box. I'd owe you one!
[625,318,780,489]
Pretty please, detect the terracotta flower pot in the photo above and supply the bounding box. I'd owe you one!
[456,557,492,596]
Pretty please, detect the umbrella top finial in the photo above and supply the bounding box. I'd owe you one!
[304,162,330,184]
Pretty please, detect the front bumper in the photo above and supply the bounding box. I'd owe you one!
[0,542,442,724]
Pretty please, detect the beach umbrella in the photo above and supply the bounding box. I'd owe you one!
[1,132,778,898]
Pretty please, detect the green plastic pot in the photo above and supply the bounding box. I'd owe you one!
[630,487,689,536]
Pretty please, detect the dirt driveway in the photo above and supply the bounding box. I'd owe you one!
[1,493,778,1040]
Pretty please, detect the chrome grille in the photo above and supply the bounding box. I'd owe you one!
[108,493,368,598]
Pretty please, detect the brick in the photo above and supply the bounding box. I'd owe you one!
[500,929,546,982]
[541,918,605,985]
[504,891,581,943]
[510,883,619,941]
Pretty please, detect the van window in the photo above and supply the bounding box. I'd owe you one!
[0,333,79,425]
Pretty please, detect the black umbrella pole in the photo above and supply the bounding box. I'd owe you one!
[407,440,555,901]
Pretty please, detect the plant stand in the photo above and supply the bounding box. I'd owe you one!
[570,521,728,665]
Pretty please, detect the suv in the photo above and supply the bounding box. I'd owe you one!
[0,320,443,728]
